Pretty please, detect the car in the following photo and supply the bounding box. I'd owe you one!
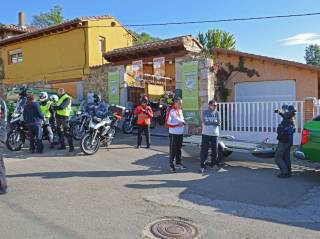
[294,115,320,162]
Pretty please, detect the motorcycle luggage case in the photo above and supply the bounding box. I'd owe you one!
[108,105,126,116]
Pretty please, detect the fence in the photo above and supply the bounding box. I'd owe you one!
[217,101,304,145]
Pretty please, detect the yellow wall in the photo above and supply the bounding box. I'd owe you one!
[0,18,134,88]
[215,54,319,101]
[1,28,87,85]
[87,19,134,66]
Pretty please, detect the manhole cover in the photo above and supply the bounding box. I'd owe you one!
[145,217,199,239]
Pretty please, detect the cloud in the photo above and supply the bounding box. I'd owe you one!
[281,33,320,46]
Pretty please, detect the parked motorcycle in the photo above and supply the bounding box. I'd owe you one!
[80,106,124,155]
[71,111,92,140]
[122,108,136,134]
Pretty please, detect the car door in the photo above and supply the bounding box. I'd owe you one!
[304,116,320,162]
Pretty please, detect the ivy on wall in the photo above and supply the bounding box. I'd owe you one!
[210,56,260,101]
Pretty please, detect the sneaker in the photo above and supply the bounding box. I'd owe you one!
[170,167,176,173]
[136,145,141,149]
[200,168,205,174]
[176,164,186,170]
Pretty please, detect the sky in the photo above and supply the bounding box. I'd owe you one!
[1,0,320,63]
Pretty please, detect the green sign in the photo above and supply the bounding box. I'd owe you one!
[181,61,199,124]
[107,71,120,105]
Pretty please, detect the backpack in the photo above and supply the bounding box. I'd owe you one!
[0,156,7,194]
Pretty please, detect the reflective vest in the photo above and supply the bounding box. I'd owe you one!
[57,94,72,117]
[39,101,52,119]
[135,106,152,125]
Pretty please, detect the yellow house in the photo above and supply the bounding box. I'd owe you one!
[0,15,135,98]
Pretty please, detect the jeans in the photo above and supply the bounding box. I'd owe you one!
[200,135,219,168]
[169,134,183,168]
[137,125,150,147]
[56,117,74,148]
[28,124,43,153]
[275,142,292,174]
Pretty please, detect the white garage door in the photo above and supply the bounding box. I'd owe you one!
[235,80,296,102]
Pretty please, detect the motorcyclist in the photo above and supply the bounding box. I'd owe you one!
[16,86,28,113]
[49,95,59,132]
[92,94,108,118]
[39,92,55,149]
[52,88,74,152]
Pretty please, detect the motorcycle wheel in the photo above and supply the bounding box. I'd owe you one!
[72,122,86,140]
[80,133,101,155]
[105,128,116,147]
[6,130,23,151]
[122,120,134,134]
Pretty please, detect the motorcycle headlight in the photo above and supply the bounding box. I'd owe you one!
[77,111,82,115]
[93,116,102,122]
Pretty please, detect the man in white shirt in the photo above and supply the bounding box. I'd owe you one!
[166,97,186,173]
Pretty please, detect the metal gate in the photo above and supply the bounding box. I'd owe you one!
[217,101,304,145]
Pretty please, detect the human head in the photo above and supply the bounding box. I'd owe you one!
[39,92,48,102]
[57,88,65,96]
[173,96,182,109]
[27,94,34,102]
[93,93,101,103]
[140,96,148,106]
[208,100,217,110]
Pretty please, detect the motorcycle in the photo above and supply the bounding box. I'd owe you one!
[71,111,92,140]
[80,106,124,155]
[6,100,58,151]
[122,108,136,134]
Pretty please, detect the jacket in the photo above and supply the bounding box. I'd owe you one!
[166,107,185,135]
[134,105,153,126]
[23,101,44,126]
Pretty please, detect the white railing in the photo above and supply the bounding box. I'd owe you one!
[217,101,304,145]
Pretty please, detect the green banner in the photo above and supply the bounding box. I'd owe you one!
[107,71,120,105]
[182,61,199,124]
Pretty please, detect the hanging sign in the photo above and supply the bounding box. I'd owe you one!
[181,61,199,124]
[132,60,143,82]
[107,71,120,105]
[153,57,165,80]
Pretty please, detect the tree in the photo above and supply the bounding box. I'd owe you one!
[31,5,65,28]
[131,31,161,45]
[197,29,236,55]
[305,44,320,66]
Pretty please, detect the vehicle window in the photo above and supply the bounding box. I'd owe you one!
[313,115,320,121]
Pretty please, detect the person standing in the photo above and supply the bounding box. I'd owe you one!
[166,97,185,173]
[200,100,221,173]
[39,92,55,149]
[134,97,153,148]
[23,94,44,153]
[52,88,74,152]
[274,105,296,178]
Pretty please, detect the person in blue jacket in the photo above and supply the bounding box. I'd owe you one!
[23,94,44,153]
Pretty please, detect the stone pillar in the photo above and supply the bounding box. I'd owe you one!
[175,56,214,134]
[304,97,316,122]
[119,65,128,107]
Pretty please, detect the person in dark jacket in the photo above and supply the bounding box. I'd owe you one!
[23,94,44,153]
[274,105,296,178]
[134,97,153,148]
[52,88,74,152]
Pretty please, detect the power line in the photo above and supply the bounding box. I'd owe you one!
[120,12,320,27]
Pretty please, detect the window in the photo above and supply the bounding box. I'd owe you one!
[9,49,23,64]
[99,36,106,53]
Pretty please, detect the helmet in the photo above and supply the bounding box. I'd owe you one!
[287,105,296,113]
[50,95,59,102]
[93,93,101,103]
[39,92,48,102]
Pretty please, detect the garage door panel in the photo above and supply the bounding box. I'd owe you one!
[235,80,296,102]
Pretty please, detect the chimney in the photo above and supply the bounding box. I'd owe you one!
[18,12,26,27]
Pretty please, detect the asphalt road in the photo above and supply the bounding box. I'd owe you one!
[1,134,320,239]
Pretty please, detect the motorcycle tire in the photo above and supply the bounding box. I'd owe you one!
[6,130,23,151]
[80,133,101,155]
[105,128,116,147]
[122,120,134,134]
[72,122,86,140]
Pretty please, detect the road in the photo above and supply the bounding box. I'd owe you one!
[1,134,320,239]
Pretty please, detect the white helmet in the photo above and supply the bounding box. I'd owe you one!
[50,94,59,102]
[39,92,48,102]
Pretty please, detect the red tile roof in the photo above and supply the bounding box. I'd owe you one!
[0,24,38,33]
[0,15,134,46]
[214,48,320,72]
